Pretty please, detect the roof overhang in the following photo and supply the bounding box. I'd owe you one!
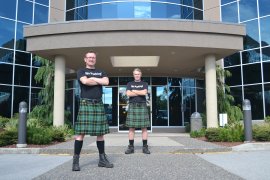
[24,19,245,78]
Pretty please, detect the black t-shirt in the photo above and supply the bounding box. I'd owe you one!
[77,68,107,99]
[126,81,148,103]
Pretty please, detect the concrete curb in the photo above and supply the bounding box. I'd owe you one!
[232,142,270,152]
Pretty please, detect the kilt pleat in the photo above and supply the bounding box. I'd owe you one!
[126,103,150,128]
[75,99,109,136]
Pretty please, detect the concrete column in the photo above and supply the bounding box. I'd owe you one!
[53,55,66,127]
[50,0,65,23]
[205,54,218,128]
[203,0,220,21]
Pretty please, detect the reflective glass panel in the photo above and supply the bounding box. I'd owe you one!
[169,87,182,126]
[196,79,205,88]
[263,62,270,82]
[260,16,270,47]
[31,67,43,87]
[102,2,117,19]
[17,0,33,23]
[0,63,13,84]
[119,77,133,85]
[264,84,270,116]
[151,2,167,18]
[14,65,30,86]
[244,85,264,120]
[259,0,270,17]
[152,86,168,126]
[183,86,195,124]
[34,4,49,24]
[243,19,260,50]
[230,86,243,107]
[118,2,134,18]
[15,51,31,66]
[262,47,270,61]
[119,86,128,130]
[65,89,74,124]
[103,87,118,126]
[88,4,102,19]
[239,0,258,22]
[196,88,205,114]
[30,87,41,111]
[241,49,261,64]
[221,0,236,5]
[224,66,242,86]
[16,22,27,51]
[13,87,29,115]
[0,18,15,49]
[243,63,262,84]
[32,55,42,67]
[221,2,238,23]
[0,85,12,117]
[36,0,49,6]
[224,52,241,67]
[0,48,13,64]
[108,77,118,86]
[0,0,16,19]
[134,2,151,18]
[152,77,167,85]
[168,78,182,86]
[167,3,180,19]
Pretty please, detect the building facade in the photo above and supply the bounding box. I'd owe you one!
[0,0,255,132]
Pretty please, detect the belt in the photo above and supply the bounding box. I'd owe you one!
[130,103,146,107]
[81,98,102,103]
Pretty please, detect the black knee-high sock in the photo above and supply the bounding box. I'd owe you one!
[74,140,83,155]
[96,141,105,154]
[143,140,147,146]
[129,139,134,146]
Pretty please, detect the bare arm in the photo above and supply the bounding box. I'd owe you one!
[126,90,138,97]
[80,76,98,86]
[90,77,109,86]
[132,89,148,96]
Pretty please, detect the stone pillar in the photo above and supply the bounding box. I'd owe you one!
[50,0,65,22]
[205,54,218,128]
[53,55,66,127]
[203,0,221,21]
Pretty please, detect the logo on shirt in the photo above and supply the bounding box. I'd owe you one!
[85,72,102,76]
[131,85,143,88]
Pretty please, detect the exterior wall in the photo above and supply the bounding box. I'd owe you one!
[50,0,65,22]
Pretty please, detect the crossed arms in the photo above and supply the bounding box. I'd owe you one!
[80,76,109,86]
[126,89,147,97]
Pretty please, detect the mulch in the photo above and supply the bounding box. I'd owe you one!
[195,137,244,147]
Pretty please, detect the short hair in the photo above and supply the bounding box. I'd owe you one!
[133,68,142,74]
[85,50,97,57]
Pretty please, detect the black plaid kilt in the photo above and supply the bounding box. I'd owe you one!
[126,103,150,128]
[75,99,110,136]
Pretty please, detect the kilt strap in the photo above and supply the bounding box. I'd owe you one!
[81,98,102,103]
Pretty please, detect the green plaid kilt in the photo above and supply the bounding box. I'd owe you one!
[75,99,110,136]
[126,103,150,128]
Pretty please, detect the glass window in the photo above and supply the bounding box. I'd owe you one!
[183,86,195,124]
[32,55,42,67]
[0,64,13,84]
[34,4,49,24]
[0,0,16,19]
[194,9,203,20]
[224,52,241,67]
[244,85,264,120]
[221,0,236,5]
[241,49,261,64]
[264,84,270,116]
[17,0,33,23]
[0,85,12,117]
[182,6,194,20]
[0,48,13,64]
[15,51,31,66]
[196,79,205,88]
[225,66,242,86]
[103,87,118,126]
[168,78,182,86]
[88,4,102,19]
[13,87,29,115]
[152,77,167,85]
[262,47,270,61]
[221,2,238,23]
[30,87,41,111]
[31,67,43,87]
[36,0,49,6]
[260,16,270,47]
[16,22,27,51]
[259,0,270,17]
[239,0,258,22]
[108,77,118,86]
[119,77,133,85]
[65,89,74,124]
[169,87,182,126]
[263,62,270,82]
[102,3,117,19]
[182,78,195,88]
[152,86,168,126]
[243,19,260,50]
[118,2,134,18]
[134,2,151,18]
[151,2,167,18]
[230,86,243,107]
[243,63,262,84]
[196,88,205,114]
[0,18,15,49]
[14,65,30,86]
[167,4,180,19]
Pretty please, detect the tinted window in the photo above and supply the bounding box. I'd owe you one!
[221,2,238,23]
[243,63,262,84]
[0,85,12,117]
[264,84,270,116]
[13,87,29,115]
[0,18,15,49]
[244,85,264,120]
[30,88,41,111]
[263,62,270,82]
[31,67,43,87]
[224,52,241,67]
[260,16,270,47]
[169,87,182,126]
[243,19,260,50]
[241,49,261,64]
[14,65,30,86]
[16,22,27,51]
[15,51,31,66]
[34,4,49,24]
[36,0,49,6]
[168,78,182,86]
[239,0,257,22]
[259,0,270,17]
[17,0,33,23]
[225,66,242,86]
[230,86,243,107]
[262,47,270,61]
[221,0,236,5]
[0,63,13,84]
[0,0,16,19]
[0,48,13,64]
[152,77,167,85]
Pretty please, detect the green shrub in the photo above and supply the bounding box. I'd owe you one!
[27,127,52,144]
[265,116,270,124]
[0,128,17,146]
[27,118,44,128]
[205,128,221,141]
[253,124,270,141]
[5,118,18,130]
[0,116,10,128]
[185,122,190,133]
[190,128,206,138]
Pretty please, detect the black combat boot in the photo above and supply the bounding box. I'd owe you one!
[142,145,150,154]
[72,154,80,171]
[98,153,114,168]
[125,145,134,154]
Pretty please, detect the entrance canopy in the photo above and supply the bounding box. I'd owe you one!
[24,19,245,78]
